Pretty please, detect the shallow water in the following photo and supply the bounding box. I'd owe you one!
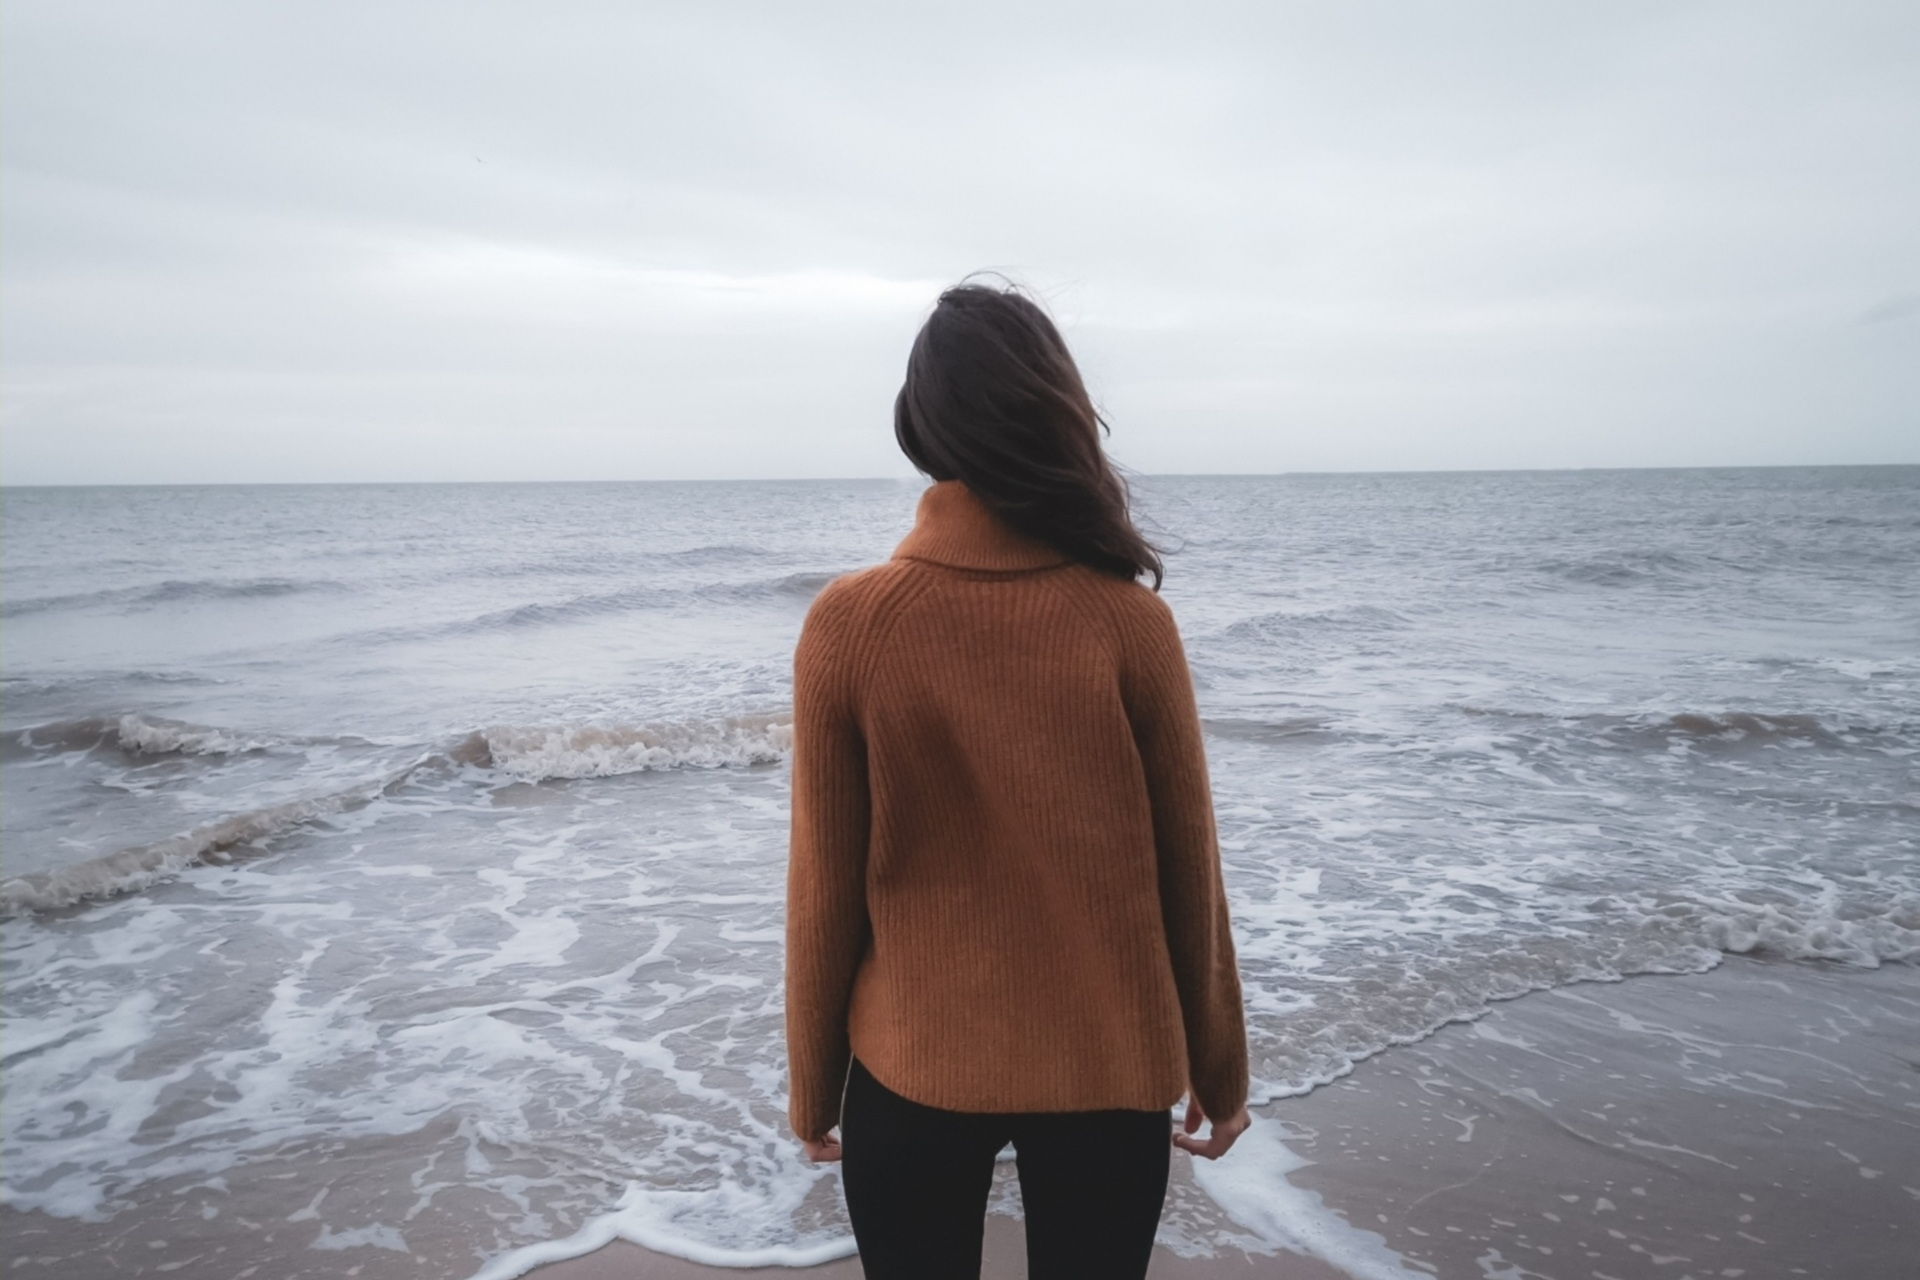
[3,469,1916,1271]
[1257,955,1920,1280]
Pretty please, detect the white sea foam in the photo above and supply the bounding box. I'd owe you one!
[0,711,798,912]
[313,1223,411,1252]
[1,713,281,759]
[0,756,422,917]
[476,714,793,780]
[0,772,406,915]
[1228,888,1920,1112]
[466,1181,856,1280]
[1188,1117,1431,1279]
[113,712,280,756]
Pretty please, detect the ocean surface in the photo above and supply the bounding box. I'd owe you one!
[3,469,1916,1274]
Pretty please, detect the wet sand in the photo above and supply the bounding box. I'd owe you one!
[522,956,1918,1280]
[5,957,1913,1279]
[513,1220,1346,1279]
[1279,955,1920,1279]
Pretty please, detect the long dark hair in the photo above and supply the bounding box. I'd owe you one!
[894,282,1164,588]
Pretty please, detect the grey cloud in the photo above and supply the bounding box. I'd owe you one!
[3,0,1916,483]
[1858,294,1920,325]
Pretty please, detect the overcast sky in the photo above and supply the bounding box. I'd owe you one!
[3,1,1916,484]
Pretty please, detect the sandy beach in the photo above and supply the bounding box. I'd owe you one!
[3,955,1912,1278]
[510,1219,1347,1280]
[17,953,1878,1280]
[510,955,1917,1280]
[1281,955,1919,1278]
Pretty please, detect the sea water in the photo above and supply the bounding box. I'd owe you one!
[2,469,1915,1273]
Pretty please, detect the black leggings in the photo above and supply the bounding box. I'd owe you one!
[839,1059,1171,1280]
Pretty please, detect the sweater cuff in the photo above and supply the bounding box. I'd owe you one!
[789,1059,848,1142]
[1191,1059,1250,1121]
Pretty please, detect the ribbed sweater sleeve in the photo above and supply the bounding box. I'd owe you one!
[784,583,871,1142]
[1120,592,1250,1121]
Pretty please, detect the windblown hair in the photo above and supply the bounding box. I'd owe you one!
[894,282,1164,588]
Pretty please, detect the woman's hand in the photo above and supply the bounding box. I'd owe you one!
[801,1130,843,1163]
[1173,1096,1250,1160]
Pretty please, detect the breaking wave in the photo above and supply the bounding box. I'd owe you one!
[1202,716,1334,744]
[0,764,423,916]
[1654,710,1840,742]
[0,710,796,914]
[1242,886,1920,1112]
[338,572,844,646]
[467,714,794,780]
[1214,604,1410,642]
[1452,705,1905,750]
[738,570,841,600]
[2,577,347,618]
[0,714,282,761]
[1533,550,1703,587]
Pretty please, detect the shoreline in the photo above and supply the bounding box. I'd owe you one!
[4,956,1913,1279]
[515,955,1919,1280]
[509,1218,1347,1279]
[1277,954,1919,1279]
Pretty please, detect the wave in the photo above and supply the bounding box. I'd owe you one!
[10,565,844,654]
[2,577,347,618]
[1656,710,1837,742]
[0,713,285,761]
[471,714,794,780]
[467,544,777,582]
[455,587,670,633]
[6,709,796,776]
[469,573,838,628]
[1454,705,1905,750]
[1203,716,1334,744]
[1674,893,1920,967]
[0,669,217,699]
[1209,604,1409,647]
[724,570,841,601]
[663,543,776,568]
[0,710,796,914]
[343,572,845,646]
[0,761,425,916]
[1241,887,1920,1116]
[1533,550,1703,587]
[1601,708,1919,752]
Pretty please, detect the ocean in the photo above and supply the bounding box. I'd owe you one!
[2,468,1915,1276]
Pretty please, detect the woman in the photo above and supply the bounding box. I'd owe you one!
[786,281,1250,1280]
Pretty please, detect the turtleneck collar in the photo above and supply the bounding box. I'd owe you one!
[892,481,1070,573]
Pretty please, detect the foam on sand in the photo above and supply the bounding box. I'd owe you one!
[465,1182,856,1280]
[1188,1117,1430,1279]
[1273,956,1920,1279]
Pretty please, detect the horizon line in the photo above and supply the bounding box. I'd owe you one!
[3,461,1917,490]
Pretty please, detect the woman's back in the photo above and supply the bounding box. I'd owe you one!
[786,480,1246,1141]
[784,280,1249,1279]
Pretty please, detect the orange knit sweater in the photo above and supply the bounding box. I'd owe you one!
[784,481,1248,1142]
